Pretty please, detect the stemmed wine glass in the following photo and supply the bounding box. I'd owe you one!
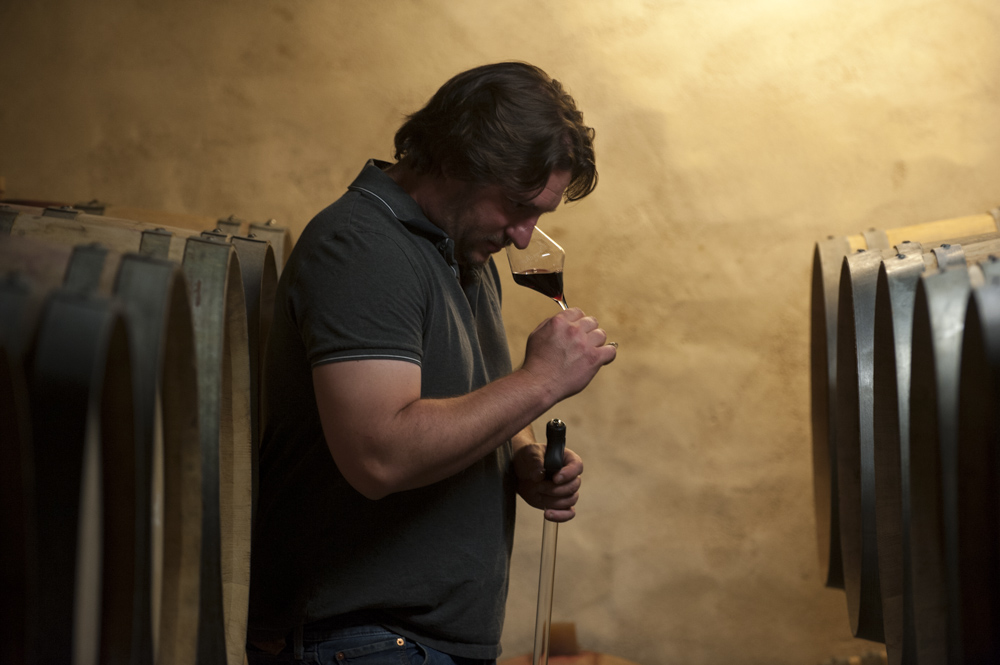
[505,227,567,310]
[506,225,567,665]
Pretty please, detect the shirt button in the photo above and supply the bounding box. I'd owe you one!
[396,638,405,646]
[336,652,345,660]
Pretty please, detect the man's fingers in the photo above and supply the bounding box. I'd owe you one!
[547,491,580,509]
[544,476,582,497]
[553,450,584,483]
[602,344,617,365]
[578,316,600,333]
[544,507,577,522]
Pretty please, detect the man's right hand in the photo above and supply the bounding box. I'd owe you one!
[521,307,616,402]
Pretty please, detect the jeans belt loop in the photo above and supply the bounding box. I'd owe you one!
[293,624,304,660]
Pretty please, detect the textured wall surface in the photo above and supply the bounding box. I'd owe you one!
[3,1,999,663]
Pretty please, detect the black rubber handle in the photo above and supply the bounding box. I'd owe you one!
[543,419,566,480]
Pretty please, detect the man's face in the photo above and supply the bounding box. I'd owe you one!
[441,169,572,268]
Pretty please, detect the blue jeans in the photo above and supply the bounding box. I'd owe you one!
[246,624,497,665]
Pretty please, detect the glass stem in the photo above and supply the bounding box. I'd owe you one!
[532,519,559,665]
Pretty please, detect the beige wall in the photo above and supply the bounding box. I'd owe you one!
[3,1,999,663]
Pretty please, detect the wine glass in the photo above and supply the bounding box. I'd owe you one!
[506,227,567,310]
[509,231,573,665]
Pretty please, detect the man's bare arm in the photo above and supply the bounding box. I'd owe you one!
[312,308,613,499]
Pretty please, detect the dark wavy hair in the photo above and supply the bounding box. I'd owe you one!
[393,62,597,202]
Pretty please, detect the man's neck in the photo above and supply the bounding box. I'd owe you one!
[385,162,432,209]
[385,162,466,241]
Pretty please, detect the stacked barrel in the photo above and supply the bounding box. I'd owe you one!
[811,207,1000,664]
[0,202,292,665]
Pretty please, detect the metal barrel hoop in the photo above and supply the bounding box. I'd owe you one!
[0,275,44,665]
[836,248,887,642]
[24,289,137,665]
[871,247,927,665]
[229,235,277,534]
[0,345,33,665]
[812,236,852,590]
[907,262,973,665]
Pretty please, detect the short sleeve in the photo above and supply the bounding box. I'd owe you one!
[287,217,426,367]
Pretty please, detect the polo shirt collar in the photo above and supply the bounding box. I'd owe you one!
[347,159,458,275]
[348,160,448,239]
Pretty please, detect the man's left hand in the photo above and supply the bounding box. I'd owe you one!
[513,442,583,522]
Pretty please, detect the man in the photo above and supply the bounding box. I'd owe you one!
[248,62,615,665]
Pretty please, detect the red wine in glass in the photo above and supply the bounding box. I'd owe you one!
[512,269,566,309]
[506,228,568,310]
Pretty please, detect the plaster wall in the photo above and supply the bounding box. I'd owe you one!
[2,1,999,663]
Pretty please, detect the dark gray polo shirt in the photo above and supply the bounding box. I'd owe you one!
[248,160,516,659]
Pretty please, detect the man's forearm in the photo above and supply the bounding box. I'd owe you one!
[315,361,558,500]
[314,308,612,500]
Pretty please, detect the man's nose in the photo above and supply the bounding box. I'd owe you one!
[506,218,538,250]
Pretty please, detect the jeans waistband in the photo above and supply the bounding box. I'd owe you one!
[300,622,393,642]
[247,613,387,658]
[301,610,385,637]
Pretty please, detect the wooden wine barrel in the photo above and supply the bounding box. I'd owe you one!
[23,287,138,665]
[6,207,190,262]
[199,214,293,274]
[954,260,1000,664]
[837,240,971,644]
[835,238,1000,657]
[870,243,1000,665]
[79,202,293,274]
[1,201,43,223]
[0,227,253,664]
[810,208,1000,589]
[61,231,255,665]
[7,207,277,378]
[0,204,16,233]
[182,236,253,665]
[205,215,294,274]
[0,235,207,664]
[247,219,292,274]
[113,252,203,665]
[0,250,148,664]
[117,225,261,663]
[8,208,275,452]
[89,203,220,234]
[202,230,277,452]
